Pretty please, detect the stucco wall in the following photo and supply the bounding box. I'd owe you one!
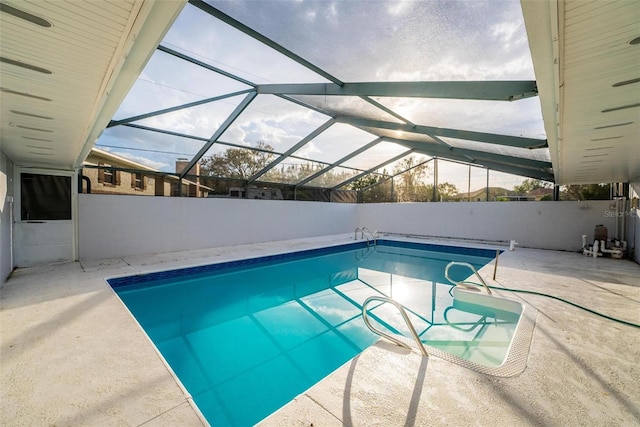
[78,194,632,261]
[78,194,358,260]
[632,209,640,264]
[631,180,640,263]
[357,200,619,251]
[0,152,14,283]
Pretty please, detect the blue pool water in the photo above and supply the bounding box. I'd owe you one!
[109,240,507,426]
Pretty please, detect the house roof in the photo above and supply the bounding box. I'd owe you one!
[85,148,159,172]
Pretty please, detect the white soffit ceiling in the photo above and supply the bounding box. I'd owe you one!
[523,0,640,185]
[0,0,185,169]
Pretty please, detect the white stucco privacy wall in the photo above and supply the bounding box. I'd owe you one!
[0,151,14,283]
[78,194,357,260]
[357,200,620,252]
[630,180,640,263]
[632,209,640,264]
[78,195,635,261]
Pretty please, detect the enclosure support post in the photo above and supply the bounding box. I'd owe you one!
[486,169,490,201]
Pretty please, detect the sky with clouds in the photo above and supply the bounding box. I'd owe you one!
[96,0,546,192]
[209,0,534,81]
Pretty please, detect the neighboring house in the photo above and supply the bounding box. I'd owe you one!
[83,148,161,196]
[82,149,209,197]
[227,186,284,200]
[455,186,554,202]
[455,187,515,202]
[527,187,555,201]
[175,159,206,198]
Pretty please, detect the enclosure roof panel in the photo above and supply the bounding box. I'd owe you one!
[96,0,556,189]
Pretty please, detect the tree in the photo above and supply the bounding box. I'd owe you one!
[437,182,459,201]
[262,160,323,184]
[393,156,431,202]
[307,168,354,188]
[513,178,551,194]
[361,180,393,202]
[347,173,382,191]
[561,184,610,201]
[346,171,394,203]
[200,141,275,179]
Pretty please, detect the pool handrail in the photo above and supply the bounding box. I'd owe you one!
[362,296,428,356]
[443,305,492,332]
[354,226,378,246]
[444,261,492,295]
[355,245,376,261]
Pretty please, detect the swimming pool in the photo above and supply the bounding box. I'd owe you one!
[109,240,518,426]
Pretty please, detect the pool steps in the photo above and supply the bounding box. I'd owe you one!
[360,261,501,357]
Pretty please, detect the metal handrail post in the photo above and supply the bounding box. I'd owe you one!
[362,296,428,356]
[360,227,378,245]
[444,261,492,294]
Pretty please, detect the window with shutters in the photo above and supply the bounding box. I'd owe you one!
[104,167,114,184]
[98,162,120,186]
[131,172,145,190]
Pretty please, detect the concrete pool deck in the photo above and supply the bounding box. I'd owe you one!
[1,234,639,426]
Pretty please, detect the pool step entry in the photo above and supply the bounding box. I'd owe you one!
[361,296,429,356]
[444,261,492,294]
[354,226,378,246]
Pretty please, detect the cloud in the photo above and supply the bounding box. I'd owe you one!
[386,1,412,17]
[114,152,169,171]
[219,96,331,152]
[97,126,204,173]
[492,21,524,49]
[134,96,244,139]
[294,141,321,158]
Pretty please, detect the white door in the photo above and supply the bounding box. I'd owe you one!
[14,169,76,267]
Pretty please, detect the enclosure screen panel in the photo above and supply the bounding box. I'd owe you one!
[21,173,71,221]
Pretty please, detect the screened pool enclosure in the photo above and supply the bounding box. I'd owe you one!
[89,0,552,202]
